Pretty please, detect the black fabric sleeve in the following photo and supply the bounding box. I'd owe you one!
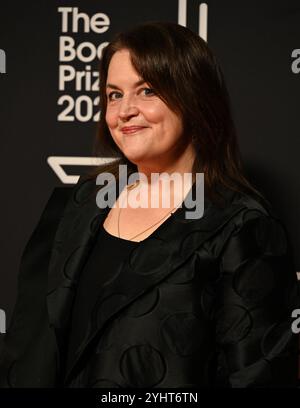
[0,187,73,387]
[214,211,300,387]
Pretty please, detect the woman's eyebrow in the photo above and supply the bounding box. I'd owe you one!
[106,79,146,89]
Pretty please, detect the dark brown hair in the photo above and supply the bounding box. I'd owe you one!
[86,20,268,207]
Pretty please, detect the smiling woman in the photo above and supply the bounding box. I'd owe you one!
[0,21,299,388]
[104,49,189,174]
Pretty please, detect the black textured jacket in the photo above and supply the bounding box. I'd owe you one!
[0,176,299,387]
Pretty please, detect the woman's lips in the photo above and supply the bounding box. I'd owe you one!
[121,126,147,134]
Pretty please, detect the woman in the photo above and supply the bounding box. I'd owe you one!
[0,21,299,388]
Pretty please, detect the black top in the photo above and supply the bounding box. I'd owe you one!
[65,222,140,374]
[0,181,298,388]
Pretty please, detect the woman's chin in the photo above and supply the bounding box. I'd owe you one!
[122,150,148,164]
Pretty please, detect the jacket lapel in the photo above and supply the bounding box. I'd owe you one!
[46,175,249,385]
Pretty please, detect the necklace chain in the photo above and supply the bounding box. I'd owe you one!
[117,180,179,241]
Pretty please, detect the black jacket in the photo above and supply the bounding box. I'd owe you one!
[0,176,299,388]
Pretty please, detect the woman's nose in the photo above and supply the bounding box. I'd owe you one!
[118,95,139,120]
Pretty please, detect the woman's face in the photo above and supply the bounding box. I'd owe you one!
[105,49,186,168]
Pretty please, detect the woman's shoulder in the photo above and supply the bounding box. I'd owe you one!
[44,185,75,213]
[201,183,293,258]
[215,183,280,227]
[20,184,75,260]
[42,174,93,217]
[36,185,75,228]
[212,185,294,261]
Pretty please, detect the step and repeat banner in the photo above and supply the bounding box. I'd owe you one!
[0,0,299,378]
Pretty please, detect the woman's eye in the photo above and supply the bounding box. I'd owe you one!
[107,88,155,101]
[107,91,122,101]
[142,88,155,96]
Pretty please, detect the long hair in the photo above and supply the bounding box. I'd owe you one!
[86,21,268,207]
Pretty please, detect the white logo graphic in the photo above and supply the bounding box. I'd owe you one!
[57,7,110,123]
[178,1,208,41]
[47,156,119,184]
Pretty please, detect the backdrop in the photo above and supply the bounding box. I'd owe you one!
[0,0,299,367]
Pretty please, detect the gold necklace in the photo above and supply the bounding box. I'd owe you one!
[117,180,179,241]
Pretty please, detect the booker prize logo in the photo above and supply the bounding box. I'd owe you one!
[57,6,109,122]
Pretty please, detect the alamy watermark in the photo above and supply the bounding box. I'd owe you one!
[291,309,300,334]
[95,166,204,220]
[0,49,6,74]
[291,49,300,74]
[0,308,6,334]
